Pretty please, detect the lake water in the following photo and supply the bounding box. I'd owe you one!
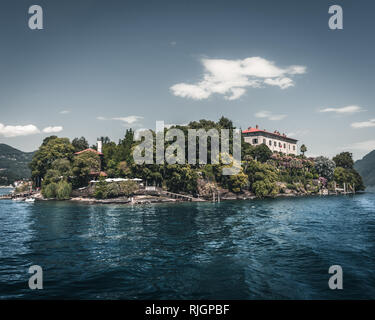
[0,189,374,299]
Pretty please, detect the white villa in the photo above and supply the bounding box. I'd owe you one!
[242,125,298,155]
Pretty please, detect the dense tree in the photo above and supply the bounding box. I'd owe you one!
[72,137,89,152]
[30,137,75,183]
[56,181,72,200]
[29,117,366,200]
[314,156,336,180]
[251,144,272,163]
[333,152,354,169]
[218,116,234,129]
[334,166,365,191]
[245,160,278,197]
[72,151,101,188]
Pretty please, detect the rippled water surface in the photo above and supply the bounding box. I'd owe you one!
[0,189,374,299]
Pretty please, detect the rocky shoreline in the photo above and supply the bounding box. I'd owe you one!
[27,188,344,206]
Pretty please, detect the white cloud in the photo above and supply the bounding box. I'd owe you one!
[42,126,63,133]
[112,116,143,124]
[170,56,306,100]
[319,105,363,114]
[0,123,40,138]
[345,140,375,151]
[60,110,70,114]
[164,123,188,129]
[255,110,287,121]
[351,119,375,129]
[97,115,143,125]
[264,77,294,89]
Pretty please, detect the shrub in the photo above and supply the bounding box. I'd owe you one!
[42,182,58,199]
[56,181,72,200]
[252,180,279,197]
[94,178,108,199]
[119,180,138,196]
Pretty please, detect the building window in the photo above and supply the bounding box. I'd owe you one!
[252,138,258,144]
[269,140,272,146]
[293,145,295,150]
[274,141,277,147]
[284,143,286,148]
[263,139,266,144]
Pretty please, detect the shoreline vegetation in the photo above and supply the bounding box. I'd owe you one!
[6,117,365,204]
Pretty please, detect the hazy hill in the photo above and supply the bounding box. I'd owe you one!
[0,143,35,185]
[354,150,375,192]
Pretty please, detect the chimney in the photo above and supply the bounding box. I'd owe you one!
[97,140,103,153]
[256,124,259,129]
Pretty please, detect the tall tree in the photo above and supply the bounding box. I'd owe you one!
[30,137,75,184]
[300,144,307,157]
[314,156,336,180]
[72,137,89,152]
[333,152,354,169]
[251,144,272,163]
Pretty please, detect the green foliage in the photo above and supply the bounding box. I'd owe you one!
[354,150,375,189]
[0,144,34,185]
[30,136,75,180]
[251,144,272,163]
[334,167,365,191]
[93,179,138,199]
[94,177,108,199]
[227,171,248,193]
[72,152,101,188]
[42,182,58,199]
[300,144,307,156]
[72,137,89,152]
[164,164,198,194]
[245,160,278,197]
[314,156,336,180]
[56,181,72,200]
[333,152,354,169]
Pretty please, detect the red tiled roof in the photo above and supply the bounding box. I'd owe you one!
[242,127,298,141]
[74,148,103,155]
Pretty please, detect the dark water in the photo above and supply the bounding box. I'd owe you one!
[0,189,374,299]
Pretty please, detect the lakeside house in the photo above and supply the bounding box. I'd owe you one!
[74,140,107,179]
[242,125,298,155]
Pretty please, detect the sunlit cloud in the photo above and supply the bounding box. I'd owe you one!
[42,126,63,133]
[351,119,375,129]
[255,110,287,121]
[0,123,40,137]
[170,56,306,100]
[319,105,363,114]
[112,116,144,124]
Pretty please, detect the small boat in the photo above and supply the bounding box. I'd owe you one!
[25,198,35,203]
[12,198,24,201]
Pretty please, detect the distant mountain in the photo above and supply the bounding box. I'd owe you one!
[0,144,35,185]
[354,150,375,191]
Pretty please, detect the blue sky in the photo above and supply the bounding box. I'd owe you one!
[0,0,374,160]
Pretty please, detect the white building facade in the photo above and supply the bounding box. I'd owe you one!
[242,125,298,155]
